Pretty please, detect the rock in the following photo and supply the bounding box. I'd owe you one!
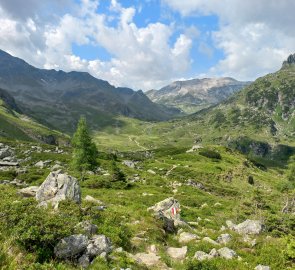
[255,265,270,270]
[122,160,138,168]
[243,235,257,247]
[0,161,19,167]
[84,195,104,205]
[203,237,220,246]
[226,220,236,230]
[217,234,232,245]
[0,145,13,159]
[133,253,161,267]
[36,172,81,208]
[35,161,45,168]
[209,248,219,257]
[218,247,237,259]
[76,221,98,236]
[147,169,156,175]
[18,186,39,197]
[51,164,62,171]
[178,232,199,243]
[148,197,181,233]
[86,235,112,259]
[166,246,187,260]
[78,254,90,268]
[234,220,263,235]
[194,251,212,261]
[186,145,203,153]
[186,179,205,190]
[147,244,158,254]
[54,234,88,258]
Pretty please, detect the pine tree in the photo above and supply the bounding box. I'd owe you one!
[71,116,98,175]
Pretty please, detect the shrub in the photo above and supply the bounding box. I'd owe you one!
[199,149,222,160]
[0,198,80,262]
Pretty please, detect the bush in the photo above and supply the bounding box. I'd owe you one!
[199,148,222,160]
[0,198,80,262]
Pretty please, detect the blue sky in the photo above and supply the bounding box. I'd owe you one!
[72,0,223,78]
[0,0,293,90]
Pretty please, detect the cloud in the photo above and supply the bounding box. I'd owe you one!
[163,0,295,80]
[0,0,193,90]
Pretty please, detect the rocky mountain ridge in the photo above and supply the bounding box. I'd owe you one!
[146,77,250,114]
[0,49,179,133]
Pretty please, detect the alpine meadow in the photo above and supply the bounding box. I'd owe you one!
[0,1,294,270]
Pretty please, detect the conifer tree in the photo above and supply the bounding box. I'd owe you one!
[71,116,98,175]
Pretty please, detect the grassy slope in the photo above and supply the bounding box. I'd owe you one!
[0,140,293,270]
[0,100,69,144]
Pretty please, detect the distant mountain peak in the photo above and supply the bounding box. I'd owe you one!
[282,53,295,68]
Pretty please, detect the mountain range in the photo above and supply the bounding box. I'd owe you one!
[0,49,179,133]
[146,77,250,113]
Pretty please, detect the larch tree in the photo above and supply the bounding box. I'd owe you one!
[71,116,98,177]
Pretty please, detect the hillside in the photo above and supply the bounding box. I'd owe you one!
[0,50,179,133]
[95,55,295,165]
[0,88,68,145]
[146,78,250,114]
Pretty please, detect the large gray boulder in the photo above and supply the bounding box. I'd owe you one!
[54,234,88,258]
[36,172,81,208]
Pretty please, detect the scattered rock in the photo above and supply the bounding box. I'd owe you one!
[133,253,161,267]
[255,265,270,270]
[147,169,156,175]
[36,172,81,208]
[167,246,187,260]
[54,234,88,258]
[218,247,237,259]
[227,219,263,235]
[186,179,206,190]
[186,145,203,153]
[194,251,212,261]
[203,237,220,246]
[178,232,199,243]
[84,195,104,205]
[34,160,51,168]
[122,160,138,168]
[217,234,232,245]
[18,186,39,197]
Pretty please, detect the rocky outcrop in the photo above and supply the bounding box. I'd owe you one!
[36,172,81,208]
[282,53,295,68]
